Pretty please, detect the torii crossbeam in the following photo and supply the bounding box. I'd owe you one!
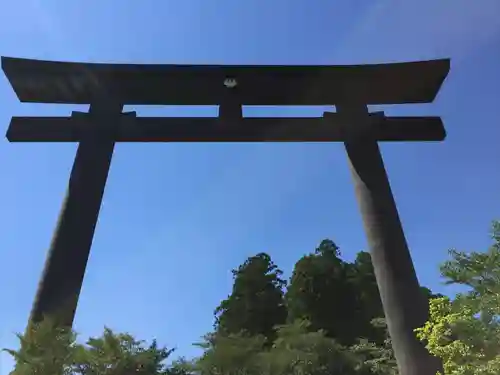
[2,56,449,375]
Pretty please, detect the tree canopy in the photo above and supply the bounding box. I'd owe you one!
[214,252,287,342]
[6,319,175,375]
[286,240,375,345]
[6,221,500,375]
[415,220,500,375]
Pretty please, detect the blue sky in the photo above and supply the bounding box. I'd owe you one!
[1,0,500,372]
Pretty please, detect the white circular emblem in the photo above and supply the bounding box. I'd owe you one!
[224,78,237,88]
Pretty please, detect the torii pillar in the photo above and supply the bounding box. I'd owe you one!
[339,104,442,375]
[28,102,123,327]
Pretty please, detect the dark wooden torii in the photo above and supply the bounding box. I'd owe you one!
[2,56,449,375]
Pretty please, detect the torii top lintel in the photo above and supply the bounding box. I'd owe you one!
[1,57,450,106]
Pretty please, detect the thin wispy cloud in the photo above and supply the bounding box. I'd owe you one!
[333,0,500,63]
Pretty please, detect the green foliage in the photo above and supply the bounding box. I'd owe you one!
[166,357,197,375]
[76,327,174,375]
[4,319,175,375]
[347,251,385,344]
[195,331,266,375]
[7,234,457,375]
[214,252,287,341]
[349,319,397,375]
[415,220,500,375]
[4,317,78,375]
[260,320,360,375]
[286,240,379,345]
[194,319,397,375]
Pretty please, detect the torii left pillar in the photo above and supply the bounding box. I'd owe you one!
[28,102,122,328]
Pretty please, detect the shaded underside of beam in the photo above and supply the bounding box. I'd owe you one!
[1,57,450,105]
[7,116,446,142]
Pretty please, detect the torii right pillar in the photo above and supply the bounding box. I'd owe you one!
[339,104,443,375]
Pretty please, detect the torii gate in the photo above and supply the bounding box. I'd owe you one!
[2,56,449,375]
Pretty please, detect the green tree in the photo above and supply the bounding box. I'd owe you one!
[194,332,266,375]
[214,253,287,341]
[285,240,359,344]
[4,319,175,375]
[415,220,500,375]
[347,251,385,344]
[165,357,197,375]
[76,327,174,375]
[260,320,362,375]
[194,320,391,375]
[349,318,397,375]
[4,317,78,375]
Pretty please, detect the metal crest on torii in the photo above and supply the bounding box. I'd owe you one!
[2,56,450,375]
